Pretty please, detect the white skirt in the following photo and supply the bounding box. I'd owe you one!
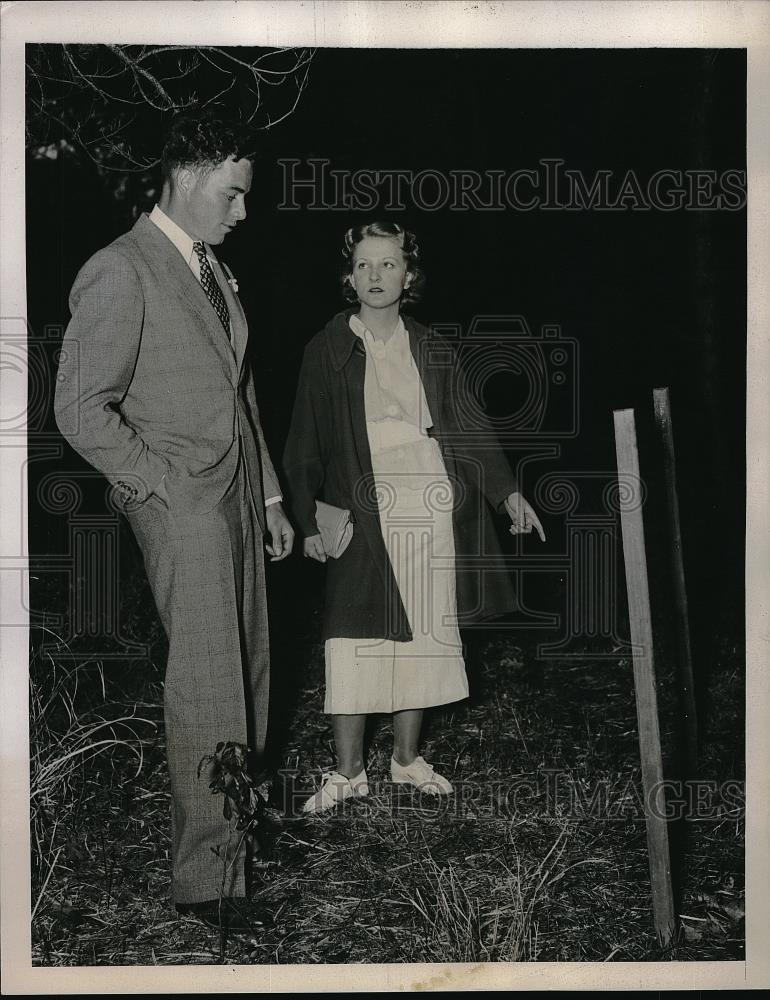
[324,421,469,714]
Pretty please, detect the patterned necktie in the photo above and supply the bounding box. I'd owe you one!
[192,241,231,337]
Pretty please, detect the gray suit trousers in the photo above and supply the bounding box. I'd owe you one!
[126,460,268,905]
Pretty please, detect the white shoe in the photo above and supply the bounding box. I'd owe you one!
[302,769,369,814]
[390,756,454,795]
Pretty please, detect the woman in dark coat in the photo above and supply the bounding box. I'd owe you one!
[283,221,544,813]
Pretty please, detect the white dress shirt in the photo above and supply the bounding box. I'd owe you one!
[149,204,213,276]
[148,204,281,508]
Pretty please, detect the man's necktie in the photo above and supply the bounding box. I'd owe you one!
[192,241,231,336]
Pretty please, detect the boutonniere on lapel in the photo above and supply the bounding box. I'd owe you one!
[222,262,239,294]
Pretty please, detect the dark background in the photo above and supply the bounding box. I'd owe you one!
[27,48,746,721]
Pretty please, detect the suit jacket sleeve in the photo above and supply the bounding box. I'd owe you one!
[243,367,282,505]
[281,345,330,538]
[54,247,168,503]
[438,339,519,508]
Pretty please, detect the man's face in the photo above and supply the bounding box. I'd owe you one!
[183,156,253,245]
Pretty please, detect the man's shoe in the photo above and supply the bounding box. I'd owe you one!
[301,768,369,814]
[390,755,454,795]
[176,897,273,933]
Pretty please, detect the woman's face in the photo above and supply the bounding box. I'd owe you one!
[348,236,411,309]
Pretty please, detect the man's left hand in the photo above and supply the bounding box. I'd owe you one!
[265,503,295,561]
[504,492,546,542]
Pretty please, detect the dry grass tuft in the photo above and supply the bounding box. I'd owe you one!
[29,627,159,928]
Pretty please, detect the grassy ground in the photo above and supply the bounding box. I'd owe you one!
[29,566,744,966]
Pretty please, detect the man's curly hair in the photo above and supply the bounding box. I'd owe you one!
[160,110,259,182]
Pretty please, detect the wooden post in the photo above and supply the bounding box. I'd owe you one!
[652,387,698,771]
[613,408,677,947]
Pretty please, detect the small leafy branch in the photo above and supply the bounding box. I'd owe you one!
[198,740,269,844]
[197,740,272,958]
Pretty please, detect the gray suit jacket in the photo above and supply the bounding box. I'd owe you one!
[54,213,280,526]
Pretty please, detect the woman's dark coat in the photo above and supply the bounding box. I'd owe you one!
[282,308,519,642]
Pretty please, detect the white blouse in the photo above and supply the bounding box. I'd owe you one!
[349,313,433,433]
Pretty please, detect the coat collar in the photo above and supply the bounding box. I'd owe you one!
[325,308,429,372]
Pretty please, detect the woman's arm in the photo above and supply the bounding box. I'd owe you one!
[281,344,332,539]
[434,337,544,540]
[438,340,519,509]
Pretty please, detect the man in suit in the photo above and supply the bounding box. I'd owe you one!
[54,113,294,933]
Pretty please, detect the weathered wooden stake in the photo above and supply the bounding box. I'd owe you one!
[613,407,677,946]
[652,386,698,771]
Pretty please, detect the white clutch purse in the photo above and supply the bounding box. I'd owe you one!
[314,500,354,559]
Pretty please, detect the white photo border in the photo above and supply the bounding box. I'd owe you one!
[1,1,767,992]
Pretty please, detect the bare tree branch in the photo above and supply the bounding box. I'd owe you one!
[106,44,177,111]
[26,43,316,176]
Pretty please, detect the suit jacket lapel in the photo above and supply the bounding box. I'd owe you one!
[129,215,237,376]
[214,258,249,376]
